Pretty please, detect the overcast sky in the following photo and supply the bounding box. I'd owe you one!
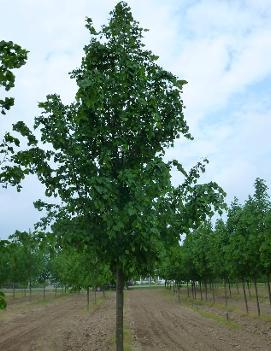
[1,0,271,239]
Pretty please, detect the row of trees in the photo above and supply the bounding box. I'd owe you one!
[0,230,112,300]
[159,178,271,316]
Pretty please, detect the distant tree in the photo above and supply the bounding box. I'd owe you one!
[0,291,6,309]
[9,231,41,299]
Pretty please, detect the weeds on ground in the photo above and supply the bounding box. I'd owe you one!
[191,306,240,329]
[111,323,133,351]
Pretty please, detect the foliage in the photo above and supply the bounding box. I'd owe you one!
[159,178,271,288]
[0,2,225,278]
[0,40,28,115]
[0,291,6,309]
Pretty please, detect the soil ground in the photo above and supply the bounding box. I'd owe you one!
[127,288,271,350]
[0,288,271,350]
[0,291,115,351]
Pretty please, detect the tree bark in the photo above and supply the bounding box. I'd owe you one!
[204,280,208,301]
[242,279,248,314]
[224,279,229,320]
[43,283,46,300]
[177,285,181,303]
[253,278,260,316]
[87,287,90,311]
[236,282,240,295]
[116,267,124,351]
[199,281,203,300]
[211,281,215,303]
[186,281,190,297]
[246,280,251,297]
[94,287,97,305]
[29,280,32,301]
[191,281,194,299]
[228,279,232,298]
[267,275,271,306]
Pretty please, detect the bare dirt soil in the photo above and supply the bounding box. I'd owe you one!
[1,288,271,350]
[126,288,271,351]
[0,292,115,351]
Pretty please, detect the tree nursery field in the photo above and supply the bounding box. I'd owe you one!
[1,2,271,351]
[0,287,271,351]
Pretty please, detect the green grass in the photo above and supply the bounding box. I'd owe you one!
[162,288,241,329]
[192,306,240,329]
[123,324,134,351]
[111,323,134,351]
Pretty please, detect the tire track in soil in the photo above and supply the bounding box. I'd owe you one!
[126,288,271,351]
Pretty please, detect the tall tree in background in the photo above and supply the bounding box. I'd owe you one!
[0,3,225,350]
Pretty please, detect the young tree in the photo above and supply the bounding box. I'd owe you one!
[9,230,42,299]
[0,3,225,349]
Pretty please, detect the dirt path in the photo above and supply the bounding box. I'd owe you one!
[0,292,115,351]
[126,288,271,351]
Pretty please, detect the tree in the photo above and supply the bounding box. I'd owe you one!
[9,230,42,299]
[0,3,225,350]
[0,40,28,115]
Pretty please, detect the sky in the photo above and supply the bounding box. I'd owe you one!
[1,0,271,239]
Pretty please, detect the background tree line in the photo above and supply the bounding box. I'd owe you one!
[159,177,271,317]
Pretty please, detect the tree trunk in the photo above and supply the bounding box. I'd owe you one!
[236,282,240,295]
[253,278,260,316]
[186,281,190,297]
[199,281,203,300]
[43,283,46,300]
[191,282,194,299]
[94,287,97,304]
[55,286,57,297]
[29,280,32,301]
[223,279,229,320]
[177,285,181,303]
[116,267,124,351]
[228,279,232,298]
[204,281,208,301]
[247,280,251,298]
[211,281,215,303]
[242,279,248,314]
[267,275,271,306]
[13,282,15,298]
[87,287,90,311]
